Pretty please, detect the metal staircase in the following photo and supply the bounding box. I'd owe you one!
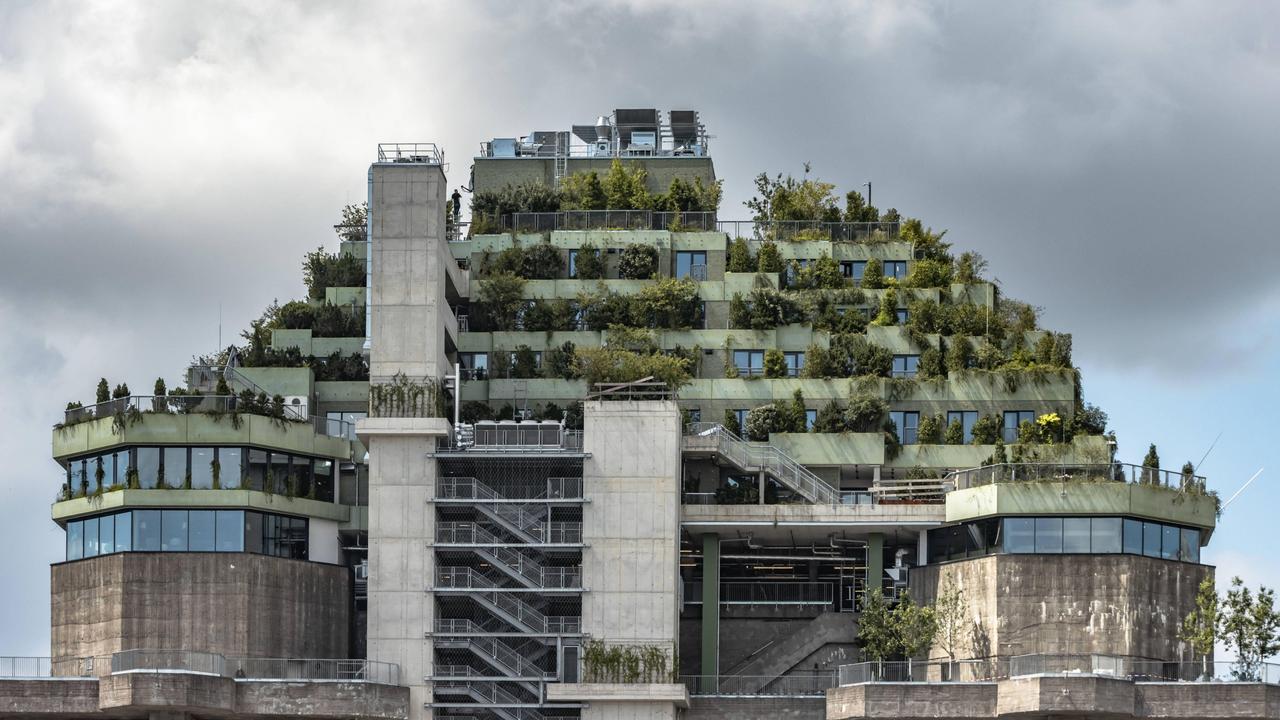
[435,681,545,720]
[683,423,839,504]
[436,523,581,589]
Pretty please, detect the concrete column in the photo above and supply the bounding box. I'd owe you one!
[701,533,720,678]
[917,529,929,566]
[866,533,884,600]
[757,470,766,505]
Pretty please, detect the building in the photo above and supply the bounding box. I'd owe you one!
[3,110,1251,720]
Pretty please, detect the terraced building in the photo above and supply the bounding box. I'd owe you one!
[12,111,1236,720]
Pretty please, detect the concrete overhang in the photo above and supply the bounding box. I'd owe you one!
[355,417,451,446]
[682,503,946,543]
[946,482,1217,536]
[51,488,352,525]
[546,682,690,709]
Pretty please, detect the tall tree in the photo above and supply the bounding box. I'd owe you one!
[1180,576,1218,679]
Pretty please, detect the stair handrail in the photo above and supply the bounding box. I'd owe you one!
[686,423,839,504]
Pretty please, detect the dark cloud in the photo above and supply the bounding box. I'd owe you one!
[1,0,1277,653]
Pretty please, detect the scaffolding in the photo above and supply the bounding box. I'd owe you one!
[431,454,586,720]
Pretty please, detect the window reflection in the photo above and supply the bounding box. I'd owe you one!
[929,515,1201,564]
[63,508,304,560]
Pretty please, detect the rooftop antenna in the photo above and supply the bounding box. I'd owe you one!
[1221,468,1265,511]
[863,181,872,208]
[1193,430,1223,473]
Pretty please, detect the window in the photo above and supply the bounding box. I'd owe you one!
[115,511,132,552]
[94,454,117,490]
[314,460,335,503]
[676,251,707,280]
[805,409,817,431]
[1034,517,1063,553]
[783,351,805,377]
[245,449,269,492]
[1003,411,1035,443]
[1063,518,1091,553]
[892,355,919,379]
[83,516,99,558]
[189,511,216,551]
[268,452,290,494]
[895,308,909,324]
[216,511,245,552]
[325,412,365,441]
[290,456,313,498]
[1123,518,1143,555]
[135,510,161,551]
[1143,521,1162,558]
[885,261,908,280]
[460,352,488,381]
[841,261,866,281]
[1162,524,1180,561]
[162,510,188,551]
[687,408,702,424]
[66,521,83,560]
[135,448,160,489]
[162,447,187,488]
[947,411,979,443]
[1091,518,1122,554]
[889,411,920,444]
[190,448,215,489]
[733,409,749,431]
[1181,528,1200,563]
[1004,518,1034,553]
[568,249,579,278]
[733,350,765,376]
[219,447,243,489]
[98,514,114,555]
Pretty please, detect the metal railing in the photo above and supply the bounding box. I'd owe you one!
[684,423,838,505]
[686,263,708,281]
[588,379,675,401]
[377,142,442,164]
[683,581,834,606]
[839,659,994,684]
[112,649,226,676]
[436,476,583,502]
[717,219,900,241]
[682,673,836,697]
[0,657,54,678]
[460,422,581,452]
[59,395,352,440]
[837,655,1280,685]
[227,658,399,684]
[502,210,716,233]
[946,462,1208,494]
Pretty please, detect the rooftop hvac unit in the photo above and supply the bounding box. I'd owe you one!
[489,138,518,157]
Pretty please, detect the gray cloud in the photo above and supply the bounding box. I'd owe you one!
[1,0,1277,653]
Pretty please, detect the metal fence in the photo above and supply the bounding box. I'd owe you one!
[112,649,226,676]
[838,655,1280,686]
[377,142,442,165]
[682,673,836,697]
[0,657,53,678]
[106,650,399,683]
[683,581,833,606]
[60,395,352,440]
[946,462,1208,493]
[717,219,900,241]
[503,210,717,233]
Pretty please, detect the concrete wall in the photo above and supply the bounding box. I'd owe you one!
[50,553,349,667]
[309,518,341,564]
[912,554,1212,662]
[581,400,682,655]
[686,697,825,719]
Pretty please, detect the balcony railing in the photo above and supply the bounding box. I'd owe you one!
[838,654,1280,685]
[476,213,900,241]
[377,142,442,165]
[946,462,1208,494]
[683,581,834,606]
[59,395,353,440]
[682,673,836,697]
[108,649,398,684]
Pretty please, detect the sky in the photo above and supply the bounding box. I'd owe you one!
[0,0,1277,656]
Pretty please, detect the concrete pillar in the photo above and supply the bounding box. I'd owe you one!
[866,533,884,600]
[917,529,929,566]
[701,533,720,678]
[757,470,766,505]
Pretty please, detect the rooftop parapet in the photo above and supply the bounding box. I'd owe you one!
[947,462,1208,494]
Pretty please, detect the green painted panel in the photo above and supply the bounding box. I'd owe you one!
[51,488,350,524]
[235,367,313,397]
[325,286,367,307]
[52,413,351,461]
[946,482,1216,530]
[312,337,366,357]
[770,432,885,466]
[315,381,369,404]
[831,241,915,262]
[723,272,776,297]
[672,232,729,251]
[271,328,313,354]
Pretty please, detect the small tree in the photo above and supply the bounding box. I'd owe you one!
[1142,444,1161,485]
[744,404,782,441]
[96,379,110,404]
[575,242,606,279]
[1180,576,1218,679]
[893,592,938,660]
[618,244,659,279]
[946,337,974,373]
[723,408,741,436]
[112,383,130,399]
[971,414,1000,444]
[861,258,885,289]
[728,293,751,330]
[788,389,808,433]
[944,418,965,445]
[763,349,788,378]
[813,400,846,433]
[918,346,946,380]
[1220,577,1280,681]
[727,238,754,273]
[757,241,784,273]
[154,378,167,396]
[872,288,898,326]
[934,580,967,664]
[858,589,897,661]
[917,414,943,444]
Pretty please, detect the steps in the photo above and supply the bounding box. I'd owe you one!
[727,612,859,692]
[684,424,839,504]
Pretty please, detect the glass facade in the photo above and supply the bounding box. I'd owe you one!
[63,509,308,561]
[948,410,979,443]
[675,251,707,279]
[889,411,920,444]
[733,350,765,376]
[928,516,1202,564]
[892,355,919,379]
[64,446,338,499]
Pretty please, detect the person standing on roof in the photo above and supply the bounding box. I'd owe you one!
[451,189,462,225]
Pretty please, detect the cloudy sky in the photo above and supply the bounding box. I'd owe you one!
[1,0,1277,655]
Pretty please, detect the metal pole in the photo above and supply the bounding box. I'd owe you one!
[453,362,460,429]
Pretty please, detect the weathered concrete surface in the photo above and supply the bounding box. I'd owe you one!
[51,553,349,668]
[685,696,825,719]
[729,613,858,691]
[0,676,409,720]
[827,677,1280,718]
[913,554,1212,662]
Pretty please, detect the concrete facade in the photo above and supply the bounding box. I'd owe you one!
[912,554,1212,662]
[50,553,349,670]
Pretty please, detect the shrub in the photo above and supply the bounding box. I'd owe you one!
[460,401,494,424]
[579,288,631,330]
[905,258,953,288]
[312,303,364,337]
[918,347,945,380]
[544,341,577,380]
[522,242,564,279]
[571,346,692,390]
[944,418,965,445]
[727,238,754,272]
[471,180,562,221]
[971,414,1000,444]
[763,349,788,378]
[1034,332,1073,368]
[96,378,110,404]
[918,414,944,444]
[845,394,887,433]
[745,404,783,441]
[861,258,885,289]
[954,251,987,284]
[522,298,577,332]
[800,344,837,379]
[1017,420,1038,445]
[632,278,700,328]
[723,408,742,436]
[728,293,751,329]
[975,339,1005,370]
[303,248,365,300]
[560,171,607,210]
[814,400,846,433]
[1072,402,1108,436]
[946,337,974,373]
[757,241,785,273]
[475,273,527,331]
[618,244,659,279]
[872,288,899,326]
[574,242,606,279]
[278,300,315,329]
[1037,412,1064,444]
[949,303,990,337]
[512,346,540,379]
[787,389,808,432]
[747,288,805,329]
[831,335,893,378]
[906,299,946,334]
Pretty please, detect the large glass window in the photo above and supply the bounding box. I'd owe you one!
[885,261,908,280]
[245,449,269,492]
[136,448,160,489]
[83,516,99,557]
[244,511,264,554]
[162,447,187,488]
[948,411,979,443]
[115,511,132,552]
[1162,524,1180,561]
[1181,528,1200,563]
[1143,522,1163,558]
[216,511,245,552]
[1004,518,1034,553]
[889,411,919,444]
[290,456,313,498]
[162,510,188,551]
[314,460,335,502]
[1003,411,1036,443]
[733,350,765,376]
[66,521,83,560]
[676,251,707,280]
[732,409,749,432]
[135,510,162,551]
[1123,518,1143,555]
[841,261,866,281]
[94,454,116,490]
[1034,517,1064,553]
[783,351,805,377]
[219,447,243,489]
[98,514,114,555]
[1091,518,1122,554]
[567,249,579,278]
[805,409,817,431]
[269,452,290,494]
[1061,518,1091,553]
[190,448,215,489]
[892,355,919,379]
[188,511,215,551]
[459,353,488,381]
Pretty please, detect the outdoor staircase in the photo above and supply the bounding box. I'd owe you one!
[683,424,839,504]
[726,612,859,693]
[474,503,547,545]
[434,682,545,720]
[436,524,580,589]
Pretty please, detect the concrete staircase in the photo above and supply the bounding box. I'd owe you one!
[683,424,839,504]
[727,612,859,692]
